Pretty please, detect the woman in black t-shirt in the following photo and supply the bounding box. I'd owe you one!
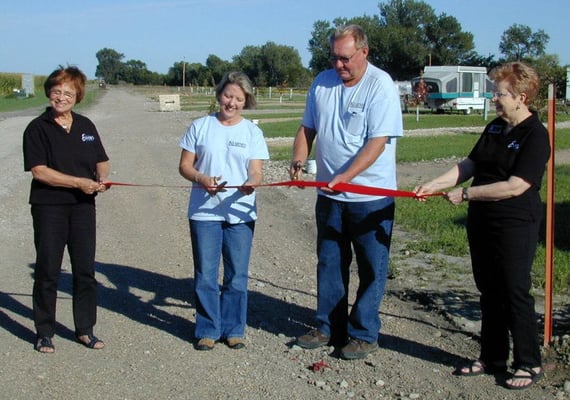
[23,66,109,353]
[414,62,550,390]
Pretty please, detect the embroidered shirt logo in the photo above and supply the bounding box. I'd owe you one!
[488,124,503,134]
[507,140,520,150]
[81,133,96,142]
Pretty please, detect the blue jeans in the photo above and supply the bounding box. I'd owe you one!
[314,195,394,344]
[189,220,254,340]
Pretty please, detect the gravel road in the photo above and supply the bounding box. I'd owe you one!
[0,87,568,400]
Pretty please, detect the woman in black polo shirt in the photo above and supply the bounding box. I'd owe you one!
[23,66,110,353]
[414,62,550,390]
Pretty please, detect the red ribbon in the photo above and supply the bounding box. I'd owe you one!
[103,180,443,199]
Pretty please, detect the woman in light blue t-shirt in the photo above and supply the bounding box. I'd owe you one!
[179,71,269,351]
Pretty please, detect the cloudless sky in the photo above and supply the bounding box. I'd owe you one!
[1,0,568,79]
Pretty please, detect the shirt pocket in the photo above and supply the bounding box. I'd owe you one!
[344,108,366,145]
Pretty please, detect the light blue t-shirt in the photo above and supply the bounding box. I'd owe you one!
[302,63,403,201]
[179,114,269,223]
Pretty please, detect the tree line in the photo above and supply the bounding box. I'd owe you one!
[94,0,567,99]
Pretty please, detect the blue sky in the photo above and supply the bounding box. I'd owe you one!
[1,0,568,79]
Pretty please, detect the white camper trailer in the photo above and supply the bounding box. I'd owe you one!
[412,66,494,114]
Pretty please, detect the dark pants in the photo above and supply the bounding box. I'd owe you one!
[467,211,542,370]
[31,203,98,338]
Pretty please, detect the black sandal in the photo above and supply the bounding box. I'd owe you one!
[505,366,543,390]
[76,333,105,349]
[454,359,487,376]
[35,336,55,353]
[454,359,507,376]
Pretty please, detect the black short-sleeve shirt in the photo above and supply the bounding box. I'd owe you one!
[23,107,109,205]
[467,112,550,221]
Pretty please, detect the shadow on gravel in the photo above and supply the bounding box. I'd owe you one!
[388,288,482,327]
[95,262,195,341]
[2,263,316,346]
[0,286,85,346]
[94,262,317,342]
[379,332,466,368]
[0,291,37,345]
[247,277,316,337]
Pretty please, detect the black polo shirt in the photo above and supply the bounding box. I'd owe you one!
[468,112,550,221]
[23,107,109,205]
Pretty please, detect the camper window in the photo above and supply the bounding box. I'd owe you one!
[462,73,473,92]
[446,78,457,93]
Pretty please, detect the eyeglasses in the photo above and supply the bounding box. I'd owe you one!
[330,49,360,64]
[493,91,512,98]
[50,90,76,99]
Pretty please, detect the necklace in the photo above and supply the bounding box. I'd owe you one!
[56,115,72,131]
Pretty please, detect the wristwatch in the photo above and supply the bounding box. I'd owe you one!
[462,187,469,201]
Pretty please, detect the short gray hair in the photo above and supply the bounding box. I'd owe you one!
[329,24,368,50]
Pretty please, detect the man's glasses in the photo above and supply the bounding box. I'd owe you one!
[330,49,360,64]
[50,90,76,99]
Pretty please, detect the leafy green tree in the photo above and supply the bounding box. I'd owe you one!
[122,59,151,85]
[460,51,499,71]
[233,46,263,84]
[167,61,212,87]
[307,0,478,80]
[527,54,567,100]
[378,0,475,79]
[233,43,308,87]
[308,20,335,74]
[185,62,210,87]
[205,55,233,86]
[95,48,125,84]
[499,24,550,61]
[166,61,185,86]
[425,14,474,65]
[259,42,305,87]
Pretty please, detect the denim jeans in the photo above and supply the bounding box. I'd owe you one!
[314,195,394,344]
[189,220,254,340]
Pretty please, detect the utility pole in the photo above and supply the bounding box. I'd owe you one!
[182,57,186,88]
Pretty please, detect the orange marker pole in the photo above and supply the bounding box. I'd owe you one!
[543,84,556,347]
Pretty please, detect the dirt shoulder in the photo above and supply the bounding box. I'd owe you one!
[0,87,568,400]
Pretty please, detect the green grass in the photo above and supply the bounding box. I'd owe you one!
[404,113,487,129]
[535,165,570,291]
[395,160,570,294]
[397,134,478,163]
[258,119,301,138]
[266,125,570,162]
[242,112,302,120]
[0,93,47,112]
[0,83,103,113]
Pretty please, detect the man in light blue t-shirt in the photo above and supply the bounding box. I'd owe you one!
[290,24,403,360]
